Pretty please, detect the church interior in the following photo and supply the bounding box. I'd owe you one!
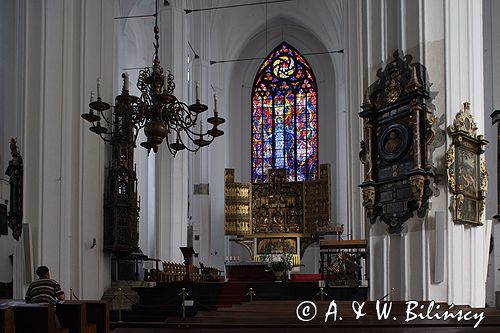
[2,0,500,331]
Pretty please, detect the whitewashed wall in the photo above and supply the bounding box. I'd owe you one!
[0,0,20,285]
[0,0,114,299]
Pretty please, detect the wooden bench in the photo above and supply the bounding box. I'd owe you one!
[72,301,109,333]
[0,300,108,333]
[56,302,96,333]
[12,303,69,333]
[0,306,15,333]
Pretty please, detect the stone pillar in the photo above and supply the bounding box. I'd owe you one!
[484,0,500,309]
[114,0,158,259]
[0,0,22,296]
[4,0,114,299]
[344,0,365,241]
[187,1,225,268]
[155,0,189,263]
[360,0,490,307]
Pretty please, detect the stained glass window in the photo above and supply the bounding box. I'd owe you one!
[252,42,318,182]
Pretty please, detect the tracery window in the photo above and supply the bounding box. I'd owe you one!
[251,42,318,182]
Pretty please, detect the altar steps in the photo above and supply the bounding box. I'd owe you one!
[289,273,321,282]
[213,282,248,307]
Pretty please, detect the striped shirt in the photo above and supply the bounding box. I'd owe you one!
[25,278,64,305]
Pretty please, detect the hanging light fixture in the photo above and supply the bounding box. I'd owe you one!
[81,0,225,155]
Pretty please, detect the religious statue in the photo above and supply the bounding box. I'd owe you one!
[5,138,23,241]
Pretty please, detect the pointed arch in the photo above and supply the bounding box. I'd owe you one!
[251,42,318,182]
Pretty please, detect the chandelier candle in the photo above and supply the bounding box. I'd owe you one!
[123,72,129,91]
[97,78,101,99]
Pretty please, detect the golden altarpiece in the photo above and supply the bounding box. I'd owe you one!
[224,164,332,265]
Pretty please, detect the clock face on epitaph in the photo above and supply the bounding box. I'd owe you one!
[378,124,411,162]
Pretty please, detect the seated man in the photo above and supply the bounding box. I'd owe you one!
[25,266,65,304]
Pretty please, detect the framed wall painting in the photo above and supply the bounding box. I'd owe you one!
[447,102,488,225]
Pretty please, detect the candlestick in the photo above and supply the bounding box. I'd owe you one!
[195,81,200,101]
[214,93,218,114]
[123,73,129,91]
[97,78,101,99]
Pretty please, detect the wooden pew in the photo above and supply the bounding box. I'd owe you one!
[56,301,109,333]
[0,306,15,333]
[80,301,109,333]
[56,302,96,333]
[0,300,108,333]
[12,303,69,333]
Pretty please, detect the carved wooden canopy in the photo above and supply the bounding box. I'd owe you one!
[359,50,435,234]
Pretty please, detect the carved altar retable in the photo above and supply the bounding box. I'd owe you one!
[224,164,332,261]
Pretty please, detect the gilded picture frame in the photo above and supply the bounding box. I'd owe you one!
[446,102,488,225]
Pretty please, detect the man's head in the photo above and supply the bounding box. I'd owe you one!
[36,266,50,279]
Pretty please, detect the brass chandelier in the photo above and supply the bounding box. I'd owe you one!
[81,6,225,154]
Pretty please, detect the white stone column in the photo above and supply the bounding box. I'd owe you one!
[155,0,189,263]
[483,0,500,308]
[344,0,365,241]
[0,0,23,294]
[444,0,488,307]
[114,0,159,259]
[187,1,227,268]
[8,0,114,299]
[189,54,209,265]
